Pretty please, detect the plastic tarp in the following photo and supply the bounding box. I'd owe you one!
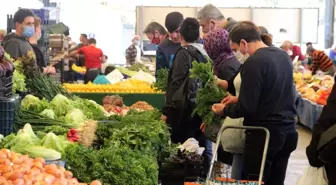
[296,93,323,129]
[48,22,70,35]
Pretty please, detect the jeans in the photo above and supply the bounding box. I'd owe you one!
[198,135,212,174]
[231,153,244,180]
[84,69,100,84]
[242,129,298,185]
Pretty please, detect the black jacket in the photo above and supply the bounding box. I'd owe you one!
[215,57,241,95]
[307,75,336,184]
[162,45,207,143]
[31,44,46,72]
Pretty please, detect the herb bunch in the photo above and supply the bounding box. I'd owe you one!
[189,61,227,125]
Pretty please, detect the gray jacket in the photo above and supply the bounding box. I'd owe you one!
[3,33,35,59]
[224,17,238,32]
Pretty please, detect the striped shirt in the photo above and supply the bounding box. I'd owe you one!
[311,50,334,74]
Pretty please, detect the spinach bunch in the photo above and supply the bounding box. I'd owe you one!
[189,61,227,125]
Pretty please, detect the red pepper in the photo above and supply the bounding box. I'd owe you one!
[114,107,122,113]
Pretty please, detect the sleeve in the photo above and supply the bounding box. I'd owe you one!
[162,50,190,115]
[217,62,241,95]
[223,57,264,118]
[4,41,20,59]
[155,47,167,76]
[310,53,320,75]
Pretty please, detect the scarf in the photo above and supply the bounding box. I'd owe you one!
[203,28,235,76]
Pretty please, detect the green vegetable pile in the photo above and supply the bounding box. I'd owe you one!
[0,124,70,160]
[15,94,107,131]
[65,110,171,185]
[26,72,69,101]
[189,60,227,125]
[152,68,169,91]
[128,63,150,73]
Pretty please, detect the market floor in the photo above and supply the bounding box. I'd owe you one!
[284,126,312,185]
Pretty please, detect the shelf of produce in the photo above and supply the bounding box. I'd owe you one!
[72,93,165,109]
[296,93,323,130]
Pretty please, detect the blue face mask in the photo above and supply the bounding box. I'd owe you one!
[22,26,35,38]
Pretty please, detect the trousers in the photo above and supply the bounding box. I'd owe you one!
[242,129,298,185]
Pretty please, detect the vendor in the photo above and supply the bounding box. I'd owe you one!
[125,35,142,66]
[28,16,56,74]
[280,40,305,61]
[307,46,335,76]
[69,38,106,83]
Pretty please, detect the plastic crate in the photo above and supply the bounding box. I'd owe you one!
[0,95,19,136]
[0,76,12,88]
[0,86,12,97]
[45,159,66,167]
[31,9,49,24]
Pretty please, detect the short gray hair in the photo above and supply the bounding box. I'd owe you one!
[197,4,224,21]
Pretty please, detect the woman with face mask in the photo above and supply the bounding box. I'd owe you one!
[28,16,56,74]
[203,28,245,179]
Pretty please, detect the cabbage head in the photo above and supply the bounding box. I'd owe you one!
[50,94,73,116]
[64,109,86,128]
[21,95,49,113]
[40,109,56,119]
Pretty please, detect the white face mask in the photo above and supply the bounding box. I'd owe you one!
[235,51,249,64]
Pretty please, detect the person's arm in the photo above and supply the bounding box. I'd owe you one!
[69,47,81,57]
[155,46,167,76]
[310,52,320,75]
[223,57,264,118]
[100,50,106,63]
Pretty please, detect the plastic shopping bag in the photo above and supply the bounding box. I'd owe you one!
[296,166,328,185]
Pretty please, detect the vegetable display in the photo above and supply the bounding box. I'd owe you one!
[128,63,150,73]
[152,68,168,92]
[63,79,160,93]
[64,110,171,184]
[0,149,101,185]
[189,61,227,125]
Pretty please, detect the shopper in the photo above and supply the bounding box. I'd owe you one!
[306,46,335,76]
[155,12,183,76]
[28,16,56,75]
[306,75,336,185]
[161,17,212,173]
[69,38,106,83]
[203,28,240,95]
[280,40,305,61]
[197,4,238,34]
[212,21,298,185]
[125,35,142,66]
[143,22,168,45]
[3,9,36,59]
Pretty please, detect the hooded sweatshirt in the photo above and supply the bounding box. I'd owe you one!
[3,33,35,59]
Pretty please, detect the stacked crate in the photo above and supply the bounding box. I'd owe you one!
[31,9,51,65]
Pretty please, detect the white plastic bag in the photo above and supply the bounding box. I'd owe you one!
[177,138,205,155]
[296,166,328,185]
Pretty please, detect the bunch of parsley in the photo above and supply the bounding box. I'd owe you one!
[189,61,227,125]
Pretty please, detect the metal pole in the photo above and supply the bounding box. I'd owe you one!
[324,0,335,49]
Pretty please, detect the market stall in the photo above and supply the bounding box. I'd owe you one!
[294,70,333,129]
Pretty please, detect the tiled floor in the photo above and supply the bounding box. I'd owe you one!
[285,126,312,185]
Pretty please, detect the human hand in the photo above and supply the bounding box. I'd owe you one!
[200,123,206,132]
[161,115,167,123]
[44,66,56,75]
[221,95,238,105]
[212,103,225,117]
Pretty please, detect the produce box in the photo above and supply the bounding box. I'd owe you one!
[73,93,165,109]
[49,34,69,48]
[0,95,19,136]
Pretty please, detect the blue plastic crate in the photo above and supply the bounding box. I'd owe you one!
[31,9,50,24]
[0,95,19,136]
[45,159,66,168]
[0,76,12,88]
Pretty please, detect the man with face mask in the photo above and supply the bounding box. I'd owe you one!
[28,16,56,74]
[125,35,142,66]
[155,12,184,77]
[3,9,36,60]
[212,21,298,185]
[197,4,247,63]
